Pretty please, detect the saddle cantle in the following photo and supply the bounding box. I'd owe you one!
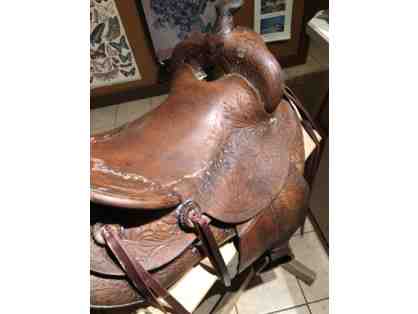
[91,1,317,313]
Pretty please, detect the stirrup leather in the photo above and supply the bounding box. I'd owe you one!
[100,199,232,313]
[177,200,232,287]
[101,225,191,314]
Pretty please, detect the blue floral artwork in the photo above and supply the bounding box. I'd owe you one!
[142,0,218,62]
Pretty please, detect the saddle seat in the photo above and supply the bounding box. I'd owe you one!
[91,65,293,224]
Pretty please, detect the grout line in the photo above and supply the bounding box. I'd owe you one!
[306,298,329,314]
[307,297,329,305]
[267,303,309,314]
[263,278,309,314]
[297,279,312,314]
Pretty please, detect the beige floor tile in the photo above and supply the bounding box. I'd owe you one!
[284,55,323,81]
[307,41,329,69]
[90,104,118,134]
[236,266,305,314]
[309,299,329,314]
[277,305,310,314]
[150,94,168,107]
[115,98,154,126]
[284,37,329,81]
[230,305,238,314]
[294,217,314,236]
[290,232,328,302]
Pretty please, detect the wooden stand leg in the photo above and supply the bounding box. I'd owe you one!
[194,257,268,314]
[193,267,254,314]
[265,245,317,286]
[282,259,316,286]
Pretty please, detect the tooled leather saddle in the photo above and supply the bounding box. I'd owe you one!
[91,1,320,313]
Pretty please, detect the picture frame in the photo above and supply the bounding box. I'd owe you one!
[254,0,294,43]
[90,0,142,89]
[91,0,166,108]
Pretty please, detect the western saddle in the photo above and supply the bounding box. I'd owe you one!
[90,1,320,313]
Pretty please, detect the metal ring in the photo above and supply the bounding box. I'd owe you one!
[176,199,202,231]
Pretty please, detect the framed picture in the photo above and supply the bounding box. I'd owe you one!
[141,0,219,64]
[90,0,142,89]
[254,0,294,42]
[91,0,167,108]
[92,1,326,109]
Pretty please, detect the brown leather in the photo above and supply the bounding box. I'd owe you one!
[185,201,232,287]
[91,0,317,311]
[91,69,289,223]
[237,163,309,272]
[102,225,191,314]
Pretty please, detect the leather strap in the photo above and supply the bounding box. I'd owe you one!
[101,225,191,314]
[189,212,232,287]
[283,86,322,185]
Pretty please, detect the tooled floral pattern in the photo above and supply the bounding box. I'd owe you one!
[125,212,180,243]
[123,211,196,269]
[91,210,195,275]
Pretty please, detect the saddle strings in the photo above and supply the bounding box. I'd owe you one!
[283,86,323,186]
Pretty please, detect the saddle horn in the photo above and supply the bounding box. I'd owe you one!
[171,0,284,113]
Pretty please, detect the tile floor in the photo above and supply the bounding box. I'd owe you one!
[234,224,328,314]
[91,93,329,314]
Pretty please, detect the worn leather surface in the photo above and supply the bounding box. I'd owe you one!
[90,0,310,310]
[91,203,234,276]
[91,210,235,307]
[91,68,290,224]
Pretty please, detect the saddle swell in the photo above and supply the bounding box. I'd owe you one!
[91,0,312,311]
[170,8,284,113]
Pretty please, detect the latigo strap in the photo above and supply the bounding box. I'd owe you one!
[186,202,232,287]
[283,86,322,185]
[177,199,232,286]
[101,198,233,314]
[101,225,191,314]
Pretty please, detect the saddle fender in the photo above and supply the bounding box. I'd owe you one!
[236,164,310,273]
